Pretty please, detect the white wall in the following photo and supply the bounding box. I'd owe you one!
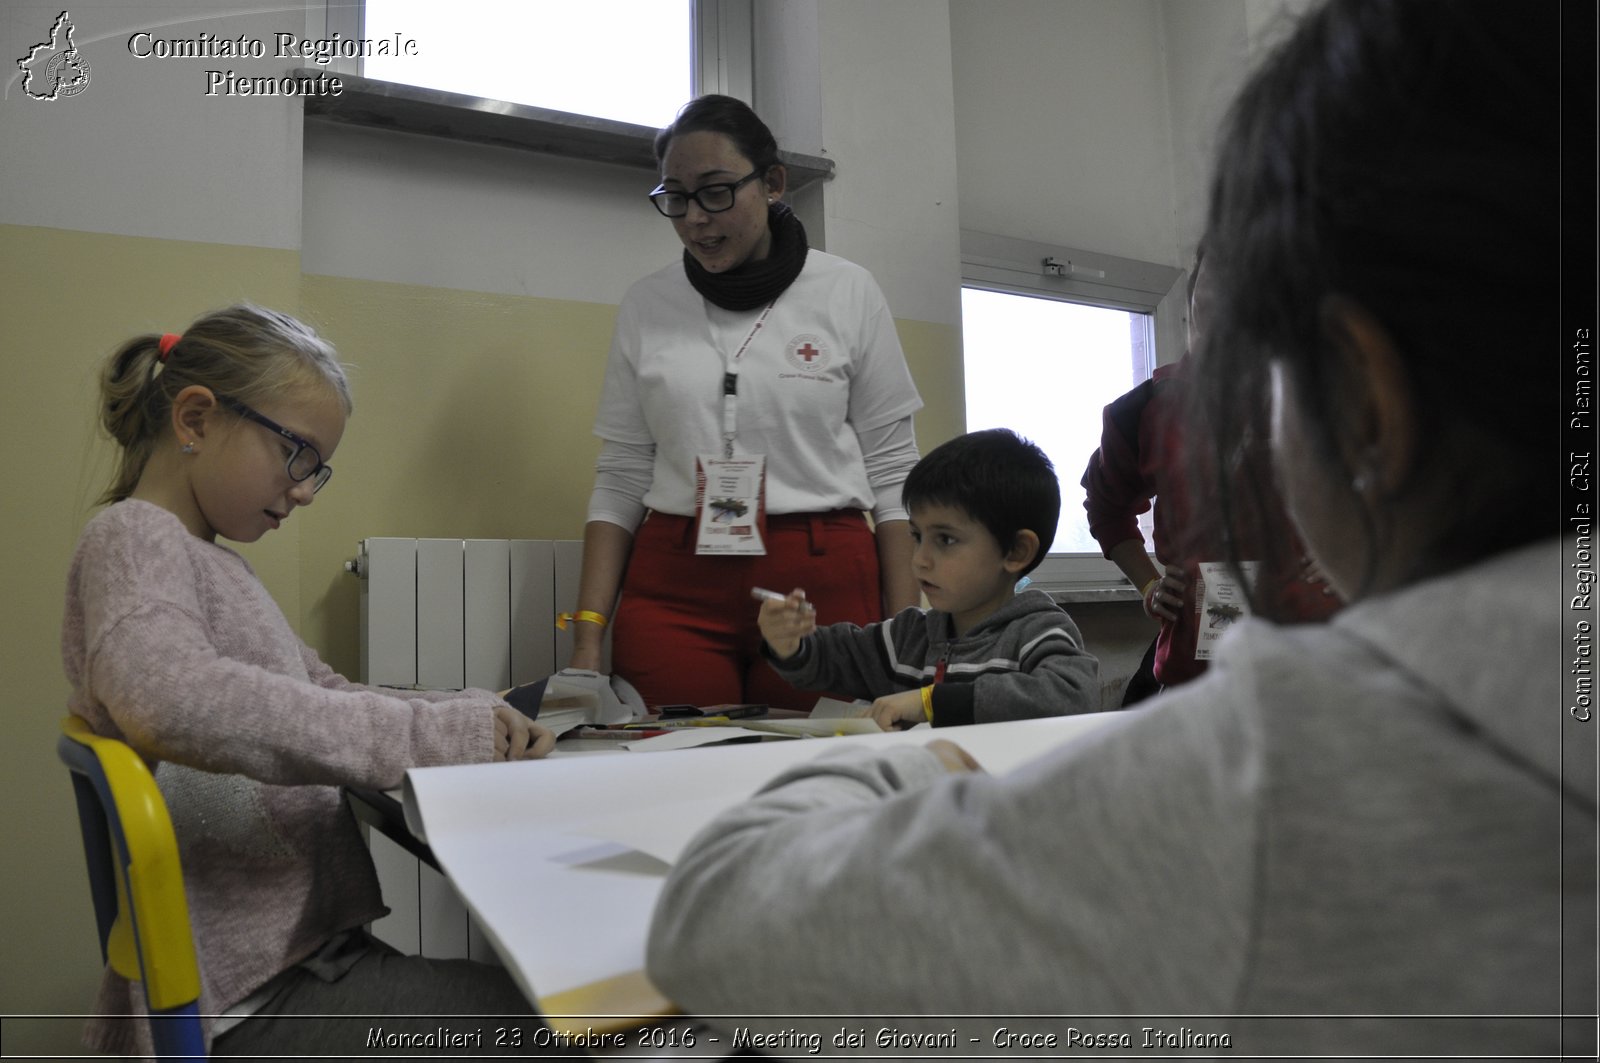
[302,122,679,301]
[1160,0,1251,261]
[815,0,963,329]
[948,0,1299,272]
[949,0,1180,268]
[0,0,304,247]
[1246,0,1321,53]
[753,0,824,155]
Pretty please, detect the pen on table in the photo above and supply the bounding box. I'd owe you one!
[573,726,672,739]
[751,587,814,612]
[613,717,727,729]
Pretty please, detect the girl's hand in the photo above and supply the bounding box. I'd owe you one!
[493,705,556,760]
[1143,563,1188,623]
[925,738,984,775]
[757,589,815,659]
[860,689,927,731]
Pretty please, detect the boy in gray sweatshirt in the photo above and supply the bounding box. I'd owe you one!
[758,428,1100,727]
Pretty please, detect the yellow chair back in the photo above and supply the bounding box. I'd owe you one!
[58,715,204,1058]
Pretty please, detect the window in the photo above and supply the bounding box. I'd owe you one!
[963,286,1154,556]
[959,231,1184,594]
[351,0,751,128]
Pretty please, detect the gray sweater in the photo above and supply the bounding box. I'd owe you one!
[766,587,1101,724]
[648,539,1593,1056]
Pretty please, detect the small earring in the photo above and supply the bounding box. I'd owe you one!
[181,441,196,455]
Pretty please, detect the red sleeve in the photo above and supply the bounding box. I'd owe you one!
[1081,378,1160,557]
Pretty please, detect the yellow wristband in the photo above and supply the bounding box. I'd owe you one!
[1139,577,1161,600]
[921,684,935,722]
[556,610,608,630]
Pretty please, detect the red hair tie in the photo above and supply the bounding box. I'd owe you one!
[158,333,182,361]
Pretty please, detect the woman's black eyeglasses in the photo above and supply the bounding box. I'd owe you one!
[648,168,766,218]
[218,396,333,493]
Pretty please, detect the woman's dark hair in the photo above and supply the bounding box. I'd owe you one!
[1193,0,1558,605]
[653,94,780,173]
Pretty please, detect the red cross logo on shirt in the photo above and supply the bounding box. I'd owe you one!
[786,333,828,372]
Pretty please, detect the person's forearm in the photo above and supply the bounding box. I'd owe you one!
[875,518,920,613]
[569,520,634,670]
[1108,538,1161,593]
[648,690,1252,1016]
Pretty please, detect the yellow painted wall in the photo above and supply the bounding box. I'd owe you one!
[0,223,962,1053]
[292,275,620,675]
[896,316,967,452]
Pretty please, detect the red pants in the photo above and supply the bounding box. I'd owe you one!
[611,510,883,711]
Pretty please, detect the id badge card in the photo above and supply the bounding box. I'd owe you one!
[1194,561,1259,660]
[694,455,768,555]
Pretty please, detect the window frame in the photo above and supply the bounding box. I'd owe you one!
[328,1,752,124]
[958,229,1183,599]
[302,3,835,191]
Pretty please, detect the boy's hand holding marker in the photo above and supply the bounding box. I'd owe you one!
[753,587,815,660]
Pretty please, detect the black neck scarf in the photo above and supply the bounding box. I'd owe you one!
[682,202,810,312]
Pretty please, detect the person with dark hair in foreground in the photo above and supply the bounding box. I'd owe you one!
[646,2,1587,1054]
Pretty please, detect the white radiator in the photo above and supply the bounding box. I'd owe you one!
[350,536,605,688]
[346,536,600,962]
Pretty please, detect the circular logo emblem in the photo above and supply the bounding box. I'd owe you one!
[785,334,829,373]
[45,50,91,98]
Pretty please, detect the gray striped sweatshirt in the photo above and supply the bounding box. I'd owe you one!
[764,587,1102,724]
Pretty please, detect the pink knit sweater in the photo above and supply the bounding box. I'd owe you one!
[61,500,502,1056]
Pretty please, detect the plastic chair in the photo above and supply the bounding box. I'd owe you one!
[58,715,205,1060]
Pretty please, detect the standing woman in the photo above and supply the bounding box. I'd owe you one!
[565,95,923,710]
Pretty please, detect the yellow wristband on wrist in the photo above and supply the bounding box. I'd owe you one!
[1140,577,1161,600]
[920,684,935,722]
[556,610,608,630]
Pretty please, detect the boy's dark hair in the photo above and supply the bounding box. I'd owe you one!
[903,428,1059,578]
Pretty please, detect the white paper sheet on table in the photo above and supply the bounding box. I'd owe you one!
[400,713,1123,1008]
[808,696,870,718]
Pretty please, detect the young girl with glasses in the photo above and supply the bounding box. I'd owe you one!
[63,304,557,1058]
[569,94,926,711]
